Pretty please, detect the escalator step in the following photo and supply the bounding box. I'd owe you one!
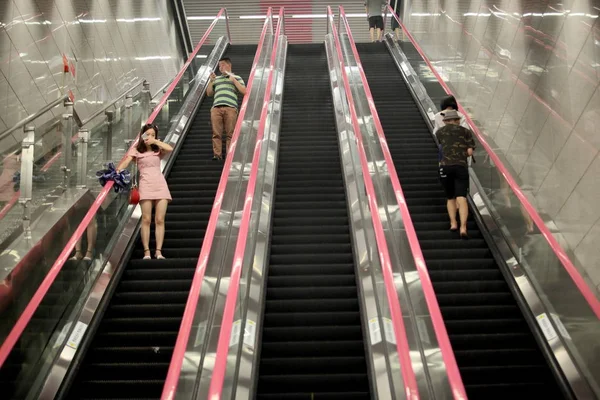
[256,44,370,398]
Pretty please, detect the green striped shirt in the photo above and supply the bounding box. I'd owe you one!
[212,74,245,109]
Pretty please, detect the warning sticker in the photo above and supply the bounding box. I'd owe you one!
[243,320,257,349]
[383,318,396,345]
[536,313,557,341]
[66,321,88,350]
[368,318,382,345]
[229,319,242,347]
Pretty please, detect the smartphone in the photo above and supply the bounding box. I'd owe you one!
[142,133,149,140]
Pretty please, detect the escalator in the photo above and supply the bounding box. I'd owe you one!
[63,45,257,399]
[356,42,562,399]
[255,44,371,399]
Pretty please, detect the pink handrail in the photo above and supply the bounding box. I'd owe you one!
[328,6,419,399]
[206,7,283,398]
[339,7,467,399]
[160,9,275,400]
[387,6,600,320]
[0,8,230,369]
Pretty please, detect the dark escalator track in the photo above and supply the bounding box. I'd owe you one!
[64,45,256,400]
[356,43,562,399]
[256,44,370,399]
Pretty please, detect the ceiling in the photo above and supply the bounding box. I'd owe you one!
[179,0,396,46]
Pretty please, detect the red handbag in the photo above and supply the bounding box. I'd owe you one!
[129,186,140,205]
[129,166,140,205]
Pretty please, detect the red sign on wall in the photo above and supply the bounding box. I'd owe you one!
[62,53,76,78]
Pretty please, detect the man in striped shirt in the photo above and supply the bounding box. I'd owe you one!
[207,57,247,160]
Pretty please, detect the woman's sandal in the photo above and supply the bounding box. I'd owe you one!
[143,248,151,260]
[70,250,83,261]
[155,248,165,260]
[83,250,93,261]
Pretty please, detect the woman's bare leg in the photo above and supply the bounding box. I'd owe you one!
[154,199,168,258]
[140,200,153,259]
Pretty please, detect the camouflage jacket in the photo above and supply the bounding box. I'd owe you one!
[437,124,475,167]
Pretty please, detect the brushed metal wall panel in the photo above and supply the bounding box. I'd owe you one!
[0,0,184,129]
[402,0,600,292]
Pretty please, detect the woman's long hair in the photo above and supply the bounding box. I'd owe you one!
[136,123,160,153]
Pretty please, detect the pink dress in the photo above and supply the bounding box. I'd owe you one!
[128,149,171,201]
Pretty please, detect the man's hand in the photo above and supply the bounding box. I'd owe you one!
[229,74,237,82]
[210,72,217,81]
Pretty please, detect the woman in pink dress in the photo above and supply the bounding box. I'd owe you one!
[118,124,173,259]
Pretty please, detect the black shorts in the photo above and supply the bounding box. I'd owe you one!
[369,16,384,30]
[439,164,469,199]
[391,17,400,31]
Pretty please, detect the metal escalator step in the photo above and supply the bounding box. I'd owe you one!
[357,42,562,398]
[264,311,360,326]
[260,356,367,374]
[267,275,356,287]
[257,393,370,400]
[256,44,370,398]
[258,373,369,394]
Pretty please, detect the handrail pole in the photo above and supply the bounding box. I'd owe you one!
[125,93,134,141]
[61,100,74,188]
[141,80,151,124]
[103,110,114,163]
[19,125,35,240]
[76,128,89,188]
[224,8,232,44]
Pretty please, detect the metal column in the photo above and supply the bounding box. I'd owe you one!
[104,110,114,163]
[141,80,151,125]
[61,100,74,188]
[76,128,89,188]
[124,94,133,142]
[19,125,35,240]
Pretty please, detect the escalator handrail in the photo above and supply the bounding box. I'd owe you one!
[339,7,468,399]
[386,5,600,320]
[328,6,419,398]
[0,8,230,369]
[205,7,284,398]
[160,9,276,400]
